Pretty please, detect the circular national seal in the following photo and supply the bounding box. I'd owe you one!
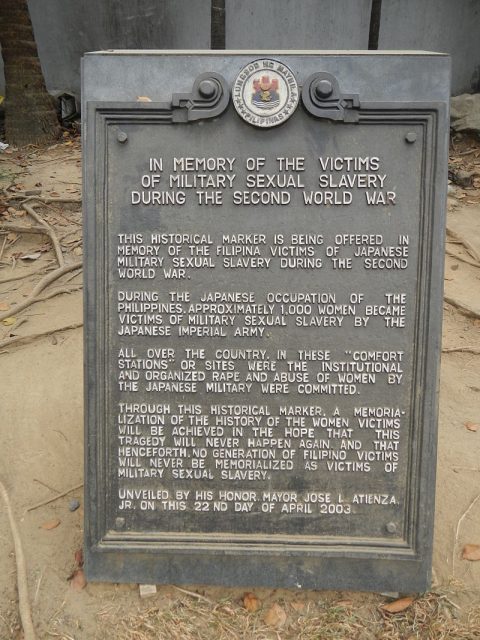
[232,59,299,128]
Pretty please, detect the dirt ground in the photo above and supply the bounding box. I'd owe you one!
[0,132,479,639]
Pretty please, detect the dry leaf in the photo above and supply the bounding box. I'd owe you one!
[465,421,479,432]
[462,544,480,561]
[73,246,83,256]
[381,596,414,613]
[2,317,16,326]
[243,592,260,612]
[0,302,10,311]
[264,603,287,628]
[70,568,87,591]
[49,191,60,197]
[137,96,152,102]
[40,518,61,530]
[291,601,305,612]
[74,548,84,567]
[336,599,353,607]
[20,252,41,261]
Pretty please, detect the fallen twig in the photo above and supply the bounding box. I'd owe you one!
[23,203,64,267]
[0,479,37,640]
[23,153,78,166]
[0,321,82,350]
[445,246,480,269]
[0,223,48,235]
[33,285,82,304]
[0,261,82,322]
[33,568,45,606]
[442,346,480,355]
[26,482,83,513]
[437,594,462,611]
[33,479,60,494]
[0,236,7,263]
[22,199,82,227]
[453,493,480,577]
[446,226,480,264]
[444,296,480,320]
[8,194,81,204]
[173,586,215,605]
[59,230,82,243]
[63,269,83,285]
[0,264,52,285]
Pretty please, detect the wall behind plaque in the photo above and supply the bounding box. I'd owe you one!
[224,0,372,49]
[378,0,480,95]
[0,0,479,103]
[0,0,211,99]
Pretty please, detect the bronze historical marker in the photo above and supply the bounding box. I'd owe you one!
[83,51,450,591]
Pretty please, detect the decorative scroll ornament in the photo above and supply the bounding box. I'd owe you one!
[171,72,230,122]
[232,59,299,128]
[302,72,360,122]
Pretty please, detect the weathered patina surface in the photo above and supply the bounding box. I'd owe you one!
[83,51,449,591]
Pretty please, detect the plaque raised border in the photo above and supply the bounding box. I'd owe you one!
[84,66,447,590]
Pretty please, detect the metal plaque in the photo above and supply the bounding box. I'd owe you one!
[83,52,450,591]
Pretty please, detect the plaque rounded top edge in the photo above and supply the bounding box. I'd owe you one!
[232,58,299,129]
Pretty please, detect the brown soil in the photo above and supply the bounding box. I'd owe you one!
[0,132,479,639]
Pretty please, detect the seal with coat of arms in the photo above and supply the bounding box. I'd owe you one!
[232,59,299,128]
